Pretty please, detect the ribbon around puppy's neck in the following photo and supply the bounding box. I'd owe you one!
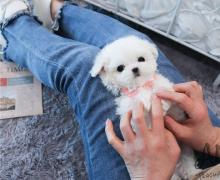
[121,74,157,97]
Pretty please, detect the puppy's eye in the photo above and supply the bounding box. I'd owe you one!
[138,57,145,62]
[117,65,125,72]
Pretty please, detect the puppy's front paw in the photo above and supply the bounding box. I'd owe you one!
[161,100,171,115]
[143,101,151,112]
[167,104,188,122]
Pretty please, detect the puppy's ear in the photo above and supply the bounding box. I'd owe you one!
[90,54,106,77]
[90,63,105,77]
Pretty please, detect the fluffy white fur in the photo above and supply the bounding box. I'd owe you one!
[90,35,201,179]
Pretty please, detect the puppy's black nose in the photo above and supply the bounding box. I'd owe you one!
[132,67,140,77]
[132,67,139,74]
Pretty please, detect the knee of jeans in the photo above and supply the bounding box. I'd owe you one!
[63,46,100,92]
[81,46,100,72]
[81,47,100,77]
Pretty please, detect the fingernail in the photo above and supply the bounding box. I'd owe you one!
[165,116,171,121]
[106,119,111,125]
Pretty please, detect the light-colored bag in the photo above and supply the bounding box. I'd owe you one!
[141,0,177,19]
[124,0,145,18]
[140,0,179,31]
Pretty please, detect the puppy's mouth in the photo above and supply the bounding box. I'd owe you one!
[133,74,150,88]
[134,72,140,77]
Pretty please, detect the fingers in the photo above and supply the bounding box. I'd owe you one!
[132,103,147,136]
[165,130,181,157]
[120,111,136,142]
[165,130,178,147]
[157,91,193,117]
[173,81,203,99]
[164,116,190,141]
[105,119,124,155]
[151,95,164,133]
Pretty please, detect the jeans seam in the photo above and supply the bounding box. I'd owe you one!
[68,81,95,179]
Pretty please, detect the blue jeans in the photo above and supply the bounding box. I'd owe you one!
[2,3,220,180]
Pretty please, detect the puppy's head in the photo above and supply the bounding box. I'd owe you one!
[90,36,158,95]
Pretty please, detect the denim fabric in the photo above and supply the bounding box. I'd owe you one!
[2,3,220,180]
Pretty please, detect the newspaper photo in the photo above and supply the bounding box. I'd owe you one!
[0,60,43,119]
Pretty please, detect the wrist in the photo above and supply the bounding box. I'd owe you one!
[204,127,220,157]
[145,170,172,180]
[145,175,170,180]
[130,171,171,180]
[211,128,220,157]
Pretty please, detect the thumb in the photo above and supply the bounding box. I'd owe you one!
[105,119,124,155]
[165,116,189,141]
[165,130,181,157]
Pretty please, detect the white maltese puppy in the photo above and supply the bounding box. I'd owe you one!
[90,35,200,179]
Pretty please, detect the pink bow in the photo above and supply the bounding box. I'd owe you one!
[121,74,157,97]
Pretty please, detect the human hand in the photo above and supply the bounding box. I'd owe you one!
[157,81,220,156]
[105,96,180,180]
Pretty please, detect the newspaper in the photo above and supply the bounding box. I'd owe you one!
[0,60,43,119]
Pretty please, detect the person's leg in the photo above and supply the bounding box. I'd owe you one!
[56,2,220,126]
[1,14,130,180]
[54,2,145,48]
[55,3,183,81]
